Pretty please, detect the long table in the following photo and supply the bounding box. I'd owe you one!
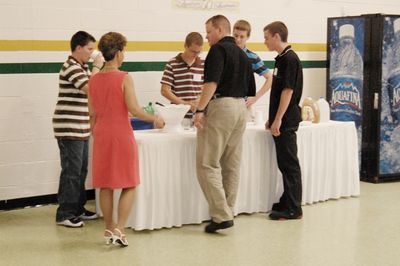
[95,121,360,230]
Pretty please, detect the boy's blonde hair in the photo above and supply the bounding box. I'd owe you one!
[233,20,251,37]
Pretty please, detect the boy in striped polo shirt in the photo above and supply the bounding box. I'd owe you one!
[233,20,273,107]
[53,31,103,228]
[160,32,204,120]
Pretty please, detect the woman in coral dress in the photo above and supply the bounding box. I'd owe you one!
[88,32,164,247]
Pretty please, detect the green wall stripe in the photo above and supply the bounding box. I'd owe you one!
[301,60,327,69]
[121,62,168,72]
[0,63,62,74]
[0,61,327,74]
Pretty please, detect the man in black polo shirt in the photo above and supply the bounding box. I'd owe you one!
[194,15,255,233]
[263,21,303,220]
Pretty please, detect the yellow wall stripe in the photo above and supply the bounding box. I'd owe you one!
[0,40,69,51]
[246,43,327,52]
[126,41,188,51]
[0,40,326,52]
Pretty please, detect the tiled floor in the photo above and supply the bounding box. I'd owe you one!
[1,181,399,266]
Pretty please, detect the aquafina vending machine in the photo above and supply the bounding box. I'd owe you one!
[327,14,400,182]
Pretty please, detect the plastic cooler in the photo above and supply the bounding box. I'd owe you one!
[130,118,154,130]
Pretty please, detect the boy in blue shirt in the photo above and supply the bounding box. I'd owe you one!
[233,20,272,107]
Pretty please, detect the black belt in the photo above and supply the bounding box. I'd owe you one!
[211,94,245,100]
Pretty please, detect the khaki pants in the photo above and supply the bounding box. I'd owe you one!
[196,97,247,223]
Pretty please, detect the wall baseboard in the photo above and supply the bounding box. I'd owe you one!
[0,190,95,211]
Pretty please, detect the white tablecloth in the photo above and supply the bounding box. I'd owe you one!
[95,121,360,230]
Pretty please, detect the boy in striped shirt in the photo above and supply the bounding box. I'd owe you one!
[53,31,103,228]
[233,20,273,107]
[160,32,204,119]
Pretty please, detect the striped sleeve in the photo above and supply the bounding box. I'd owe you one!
[160,61,174,87]
[63,64,89,90]
[253,58,269,76]
[245,49,270,77]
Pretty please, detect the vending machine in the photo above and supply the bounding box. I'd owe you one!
[327,14,400,182]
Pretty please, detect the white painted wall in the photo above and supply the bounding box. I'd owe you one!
[1,0,400,200]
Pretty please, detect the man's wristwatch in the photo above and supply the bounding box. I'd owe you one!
[195,108,205,113]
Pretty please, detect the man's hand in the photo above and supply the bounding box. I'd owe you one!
[194,113,204,129]
[270,119,282,137]
[265,120,270,130]
[188,101,198,112]
[246,97,257,107]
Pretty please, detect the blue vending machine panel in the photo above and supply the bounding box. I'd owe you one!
[328,14,400,182]
[380,16,400,174]
[328,17,365,163]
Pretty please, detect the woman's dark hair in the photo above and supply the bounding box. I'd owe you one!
[98,32,127,61]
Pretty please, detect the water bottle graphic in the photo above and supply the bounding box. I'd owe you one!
[329,24,363,128]
[379,17,400,175]
[387,18,400,123]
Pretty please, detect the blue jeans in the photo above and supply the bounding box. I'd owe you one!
[56,139,88,222]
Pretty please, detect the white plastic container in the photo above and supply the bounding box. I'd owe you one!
[317,97,330,123]
[154,104,190,132]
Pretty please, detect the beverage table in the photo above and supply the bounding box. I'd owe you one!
[95,121,360,230]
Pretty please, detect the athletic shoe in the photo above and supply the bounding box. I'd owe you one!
[57,217,84,228]
[79,210,99,220]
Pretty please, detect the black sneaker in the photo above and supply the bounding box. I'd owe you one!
[57,217,84,228]
[269,210,303,220]
[271,202,285,212]
[205,220,234,233]
[79,210,99,220]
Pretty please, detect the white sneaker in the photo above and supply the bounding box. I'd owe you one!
[57,217,84,228]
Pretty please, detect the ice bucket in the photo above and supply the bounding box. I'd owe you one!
[154,104,190,132]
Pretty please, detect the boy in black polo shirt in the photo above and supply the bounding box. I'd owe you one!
[263,21,303,220]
